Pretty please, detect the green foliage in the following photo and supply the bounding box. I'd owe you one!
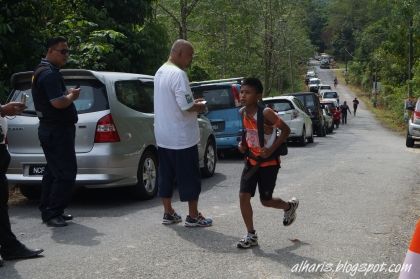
[0,0,168,101]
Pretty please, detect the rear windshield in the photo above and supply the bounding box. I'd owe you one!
[294,95,316,110]
[322,102,336,109]
[264,100,294,112]
[323,92,338,98]
[319,86,331,90]
[309,80,320,85]
[10,80,109,115]
[191,87,234,110]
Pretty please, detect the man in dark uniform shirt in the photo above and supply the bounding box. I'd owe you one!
[32,37,80,227]
[0,102,43,266]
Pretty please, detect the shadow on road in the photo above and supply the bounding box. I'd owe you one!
[253,239,325,278]
[50,222,104,246]
[9,173,228,219]
[168,226,325,278]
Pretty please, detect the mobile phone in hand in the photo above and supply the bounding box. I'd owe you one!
[20,94,27,105]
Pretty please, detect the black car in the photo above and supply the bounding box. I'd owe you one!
[288,92,326,136]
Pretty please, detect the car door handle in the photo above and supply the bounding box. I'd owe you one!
[78,125,87,129]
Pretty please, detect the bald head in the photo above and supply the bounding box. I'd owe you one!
[169,39,194,70]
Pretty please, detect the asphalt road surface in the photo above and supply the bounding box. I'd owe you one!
[2,67,420,279]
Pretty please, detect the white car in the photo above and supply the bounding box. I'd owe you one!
[320,90,340,104]
[318,84,332,92]
[308,78,321,93]
[263,96,313,146]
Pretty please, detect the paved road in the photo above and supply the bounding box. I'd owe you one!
[2,67,420,279]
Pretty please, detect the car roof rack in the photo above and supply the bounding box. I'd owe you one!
[190,77,243,87]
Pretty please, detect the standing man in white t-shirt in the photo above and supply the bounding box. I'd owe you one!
[0,102,43,267]
[154,39,212,227]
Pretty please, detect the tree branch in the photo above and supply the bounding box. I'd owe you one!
[186,0,200,17]
[157,3,181,27]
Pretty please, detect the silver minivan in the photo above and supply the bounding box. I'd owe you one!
[6,70,217,200]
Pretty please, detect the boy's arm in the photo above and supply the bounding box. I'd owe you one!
[260,108,290,158]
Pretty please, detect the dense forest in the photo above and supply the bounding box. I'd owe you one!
[0,0,419,121]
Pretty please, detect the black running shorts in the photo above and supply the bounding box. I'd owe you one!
[240,163,279,200]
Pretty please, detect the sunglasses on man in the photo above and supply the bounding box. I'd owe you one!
[53,48,70,55]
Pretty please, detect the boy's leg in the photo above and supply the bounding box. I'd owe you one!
[239,163,258,232]
[239,193,254,232]
[238,163,259,248]
[258,165,299,226]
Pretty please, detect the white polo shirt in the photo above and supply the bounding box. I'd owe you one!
[154,62,199,149]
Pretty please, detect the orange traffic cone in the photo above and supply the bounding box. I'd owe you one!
[400,219,420,278]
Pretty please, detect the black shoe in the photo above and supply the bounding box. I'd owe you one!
[61,214,73,221]
[0,258,3,267]
[0,244,43,260]
[45,216,68,227]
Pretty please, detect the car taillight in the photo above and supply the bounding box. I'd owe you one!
[292,109,299,119]
[94,114,120,143]
[414,111,420,124]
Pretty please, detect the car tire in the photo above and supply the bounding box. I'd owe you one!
[406,133,415,148]
[201,138,216,177]
[329,124,334,133]
[299,126,307,146]
[19,184,41,200]
[307,128,314,143]
[318,125,326,137]
[130,149,158,200]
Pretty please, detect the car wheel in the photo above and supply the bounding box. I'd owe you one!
[19,184,41,200]
[318,125,326,137]
[307,128,314,143]
[130,149,158,200]
[406,133,415,148]
[201,138,216,177]
[299,126,307,146]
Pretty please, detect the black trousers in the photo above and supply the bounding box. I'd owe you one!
[342,113,348,124]
[0,145,19,249]
[38,123,77,222]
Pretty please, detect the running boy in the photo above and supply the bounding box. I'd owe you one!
[237,78,299,249]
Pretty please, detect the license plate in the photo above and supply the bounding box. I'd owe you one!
[28,165,46,176]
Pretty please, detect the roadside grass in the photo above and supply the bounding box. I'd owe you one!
[334,68,406,135]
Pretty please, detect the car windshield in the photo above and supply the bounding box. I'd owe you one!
[320,86,331,90]
[10,80,109,115]
[264,100,294,112]
[322,102,335,109]
[323,92,338,98]
[309,79,320,85]
[191,87,234,110]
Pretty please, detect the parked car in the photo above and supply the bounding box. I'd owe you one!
[321,99,341,129]
[320,59,330,69]
[308,78,321,93]
[318,84,332,92]
[263,96,313,146]
[6,69,217,200]
[288,92,326,137]
[320,90,340,104]
[322,107,334,134]
[190,78,242,151]
[305,71,317,85]
[406,97,420,147]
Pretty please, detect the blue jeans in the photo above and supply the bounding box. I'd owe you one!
[38,123,77,222]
